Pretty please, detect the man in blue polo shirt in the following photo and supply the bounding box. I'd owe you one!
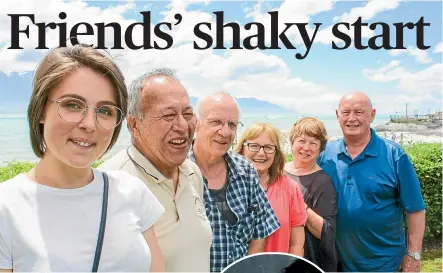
[318,92,426,272]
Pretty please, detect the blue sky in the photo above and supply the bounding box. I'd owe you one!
[0,0,442,116]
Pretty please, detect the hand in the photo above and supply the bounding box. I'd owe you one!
[400,255,420,272]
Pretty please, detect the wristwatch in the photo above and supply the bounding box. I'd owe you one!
[407,250,421,260]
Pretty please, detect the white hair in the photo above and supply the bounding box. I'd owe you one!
[194,91,242,120]
[127,68,180,117]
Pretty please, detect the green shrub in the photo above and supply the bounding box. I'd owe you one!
[403,142,442,242]
[0,161,36,182]
[286,153,293,162]
[0,158,108,182]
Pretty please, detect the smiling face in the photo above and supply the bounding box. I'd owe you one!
[291,134,322,166]
[336,93,376,139]
[195,95,240,159]
[242,132,276,176]
[130,76,196,169]
[41,67,117,168]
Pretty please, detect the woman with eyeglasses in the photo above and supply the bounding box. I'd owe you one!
[0,45,165,272]
[284,117,337,272]
[234,123,306,256]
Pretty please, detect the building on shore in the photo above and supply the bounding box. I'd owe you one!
[390,110,442,123]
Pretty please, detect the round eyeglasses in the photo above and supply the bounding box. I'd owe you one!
[243,142,277,154]
[206,119,243,132]
[50,97,123,130]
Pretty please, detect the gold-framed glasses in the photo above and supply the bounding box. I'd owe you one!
[50,97,123,130]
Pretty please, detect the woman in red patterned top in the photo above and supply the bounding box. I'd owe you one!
[234,123,307,256]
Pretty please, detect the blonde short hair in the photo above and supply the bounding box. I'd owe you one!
[289,117,328,152]
[234,123,285,184]
[28,45,128,158]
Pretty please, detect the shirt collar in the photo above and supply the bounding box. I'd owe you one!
[129,144,195,183]
[363,128,379,157]
[189,140,247,178]
[224,150,247,177]
[339,128,379,157]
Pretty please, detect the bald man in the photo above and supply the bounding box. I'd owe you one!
[188,92,280,272]
[318,92,426,272]
[98,68,212,272]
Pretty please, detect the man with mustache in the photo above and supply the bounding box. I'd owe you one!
[98,68,212,272]
[189,92,280,273]
[318,92,426,272]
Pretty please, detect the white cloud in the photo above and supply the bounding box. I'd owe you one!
[407,47,433,63]
[245,0,333,46]
[221,70,339,114]
[363,62,442,95]
[360,60,401,83]
[167,0,211,11]
[316,0,401,45]
[113,44,335,114]
[388,49,403,56]
[162,9,216,45]
[433,41,443,53]
[388,46,432,63]
[364,93,440,115]
[388,60,401,68]
[142,4,150,10]
[334,0,401,23]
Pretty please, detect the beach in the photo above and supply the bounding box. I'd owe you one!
[0,114,441,166]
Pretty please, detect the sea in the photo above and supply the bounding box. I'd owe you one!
[0,114,392,166]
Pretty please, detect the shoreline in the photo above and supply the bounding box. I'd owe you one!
[1,128,441,167]
[374,121,442,137]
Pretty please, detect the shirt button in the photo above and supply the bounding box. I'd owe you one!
[228,255,232,259]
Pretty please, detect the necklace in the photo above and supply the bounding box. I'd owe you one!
[261,175,271,193]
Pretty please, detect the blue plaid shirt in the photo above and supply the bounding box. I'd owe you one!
[189,148,280,272]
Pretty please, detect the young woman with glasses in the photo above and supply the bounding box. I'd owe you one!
[234,123,307,256]
[0,45,165,272]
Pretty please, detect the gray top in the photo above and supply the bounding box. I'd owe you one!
[285,170,338,272]
[209,179,237,226]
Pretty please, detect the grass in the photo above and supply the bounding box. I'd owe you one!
[0,161,36,182]
[422,249,442,272]
[0,159,106,182]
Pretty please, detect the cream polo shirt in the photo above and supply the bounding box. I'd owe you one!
[98,145,212,272]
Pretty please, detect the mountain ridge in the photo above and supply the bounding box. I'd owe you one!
[1,96,299,116]
[190,96,298,116]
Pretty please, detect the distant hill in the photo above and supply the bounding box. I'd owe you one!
[237,97,298,116]
[0,97,299,116]
[0,78,298,117]
[1,72,298,116]
[190,97,299,116]
[0,96,299,117]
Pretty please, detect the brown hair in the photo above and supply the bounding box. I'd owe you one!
[234,123,286,184]
[28,44,128,158]
[289,117,328,152]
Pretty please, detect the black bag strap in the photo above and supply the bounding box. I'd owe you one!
[92,172,109,272]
